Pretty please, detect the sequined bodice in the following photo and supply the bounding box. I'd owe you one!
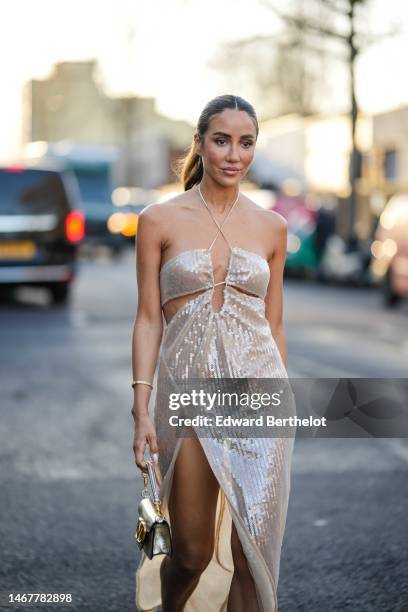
[160,246,270,307]
[159,189,270,310]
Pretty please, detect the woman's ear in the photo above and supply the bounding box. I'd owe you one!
[193,133,202,157]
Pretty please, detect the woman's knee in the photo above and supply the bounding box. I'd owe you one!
[172,539,214,576]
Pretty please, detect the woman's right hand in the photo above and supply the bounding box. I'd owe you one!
[133,413,159,472]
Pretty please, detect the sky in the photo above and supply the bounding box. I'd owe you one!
[1,0,407,161]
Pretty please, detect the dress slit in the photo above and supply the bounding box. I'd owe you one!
[135,434,236,612]
[136,423,284,612]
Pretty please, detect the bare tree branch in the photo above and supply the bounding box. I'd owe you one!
[353,26,402,48]
[318,0,350,16]
[259,0,349,41]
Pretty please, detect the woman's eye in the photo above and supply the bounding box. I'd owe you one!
[215,139,252,147]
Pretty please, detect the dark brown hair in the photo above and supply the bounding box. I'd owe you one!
[174,95,259,191]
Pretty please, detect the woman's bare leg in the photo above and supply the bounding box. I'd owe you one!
[160,435,220,612]
[227,521,260,612]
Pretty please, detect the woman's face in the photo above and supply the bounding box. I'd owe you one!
[195,108,257,186]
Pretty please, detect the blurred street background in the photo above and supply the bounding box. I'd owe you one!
[1,1,407,610]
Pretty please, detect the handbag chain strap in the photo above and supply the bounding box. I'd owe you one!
[147,461,161,504]
[141,471,150,498]
[140,461,164,517]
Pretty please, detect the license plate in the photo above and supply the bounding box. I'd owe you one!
[0,241,36,260]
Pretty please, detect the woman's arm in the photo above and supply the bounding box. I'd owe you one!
[131,204,164,469]
[264,215,288,369]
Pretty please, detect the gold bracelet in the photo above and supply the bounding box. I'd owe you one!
[132,379,153,390]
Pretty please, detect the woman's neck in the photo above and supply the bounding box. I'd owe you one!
[196,178,240,214]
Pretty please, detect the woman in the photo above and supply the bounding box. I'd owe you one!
[132,94,294,612]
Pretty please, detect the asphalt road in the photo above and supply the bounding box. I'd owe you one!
[0,248,407,612]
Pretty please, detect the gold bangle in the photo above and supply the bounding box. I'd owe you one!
[132,379,153,390]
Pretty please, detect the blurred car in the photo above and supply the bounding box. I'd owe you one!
[271,193,320,277]
[22,142,128,256]
[72,158,127,255]
[370,193,408,307]
[318,234,371,285]
[110,186,161,244]
[0,162,84,304]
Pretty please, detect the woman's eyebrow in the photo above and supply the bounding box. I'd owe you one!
[211,131,256,139]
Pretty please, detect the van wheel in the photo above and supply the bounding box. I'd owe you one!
[49,283,70,305]
[382,269,400,308]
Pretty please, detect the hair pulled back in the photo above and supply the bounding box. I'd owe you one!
[174,94,259,191]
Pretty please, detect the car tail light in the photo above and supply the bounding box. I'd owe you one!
[4,166,25,173]
[65,210,85,243]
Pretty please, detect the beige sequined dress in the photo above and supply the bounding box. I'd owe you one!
[135,196,294,612]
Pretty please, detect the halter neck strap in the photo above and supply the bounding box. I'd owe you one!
[197,184,240,252]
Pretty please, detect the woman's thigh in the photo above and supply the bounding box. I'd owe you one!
[168,434,220,566]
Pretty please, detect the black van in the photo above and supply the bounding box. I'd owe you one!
[0,162,84,304]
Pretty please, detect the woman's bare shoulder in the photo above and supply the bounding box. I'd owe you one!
[262,207,288,231]
[137,194,187,234]
[139,193,191,220]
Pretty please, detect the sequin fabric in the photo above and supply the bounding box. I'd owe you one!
[135,202,294,612]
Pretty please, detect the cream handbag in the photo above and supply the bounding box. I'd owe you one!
[135,461,172,559]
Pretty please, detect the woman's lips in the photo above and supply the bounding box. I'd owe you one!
[222,168,240,176]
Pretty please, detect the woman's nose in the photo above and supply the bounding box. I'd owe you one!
[226,144,240,161]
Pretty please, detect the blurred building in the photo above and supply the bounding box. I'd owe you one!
[257,112,373,239]
[256,115,307,190]
[371,106,408,197]
[22,60,194,188]
[258,112,372,196]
